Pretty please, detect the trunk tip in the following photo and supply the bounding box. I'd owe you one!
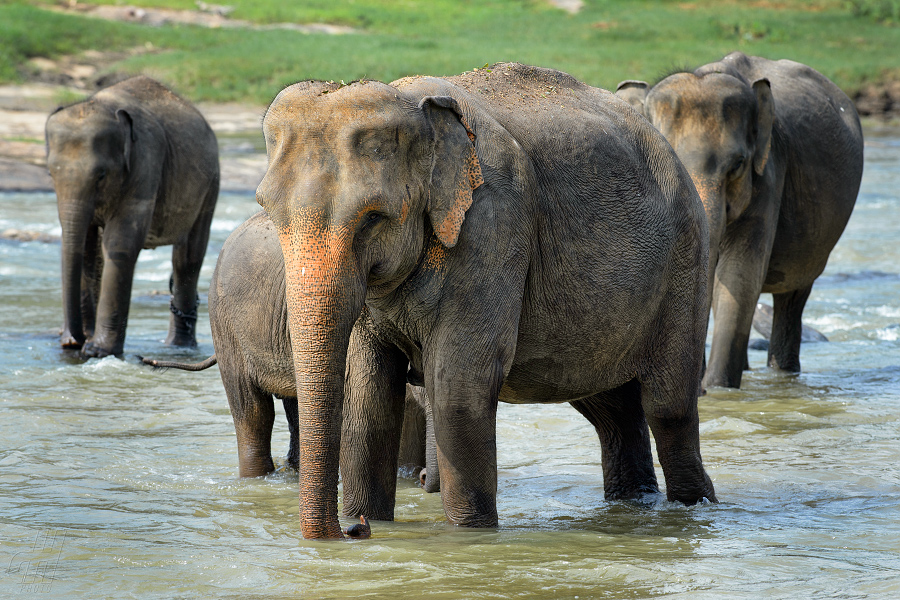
[344,515,371,539]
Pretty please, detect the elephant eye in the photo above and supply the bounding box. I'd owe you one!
[96,168,107,182]
[728,156,746,177]
[361,211,386,231]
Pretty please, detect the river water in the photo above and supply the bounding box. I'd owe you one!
[1,127,898,599]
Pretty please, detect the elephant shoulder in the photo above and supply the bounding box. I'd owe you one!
[215,212,282,292]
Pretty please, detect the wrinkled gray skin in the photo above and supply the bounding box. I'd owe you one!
[46,76,219,358]
[616,52,863,388]
[142,211,439,509]
[258,63,715,539]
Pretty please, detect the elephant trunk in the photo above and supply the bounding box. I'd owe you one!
[422,398,441,493]
[278,214,366,540]
[692,178,725,315]
[58,194,95,348]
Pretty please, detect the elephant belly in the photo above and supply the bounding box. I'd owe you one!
[499,312,654,404]
[499,361,633,404]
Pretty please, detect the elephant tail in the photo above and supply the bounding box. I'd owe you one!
[138,354,218,371]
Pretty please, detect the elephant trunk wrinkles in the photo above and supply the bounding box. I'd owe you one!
[279,216,366,540]
[58,194,95,347]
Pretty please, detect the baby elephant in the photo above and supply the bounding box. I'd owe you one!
[46,76,219,358]
[143,211,438,518]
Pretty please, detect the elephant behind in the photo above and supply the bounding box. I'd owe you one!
[257,63,716,538]
[46,76,219,358]
[616,52,863,388]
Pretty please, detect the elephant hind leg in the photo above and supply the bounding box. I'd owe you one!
[570,380,659,501]
[768,285,812,373]
[167,195,216,347]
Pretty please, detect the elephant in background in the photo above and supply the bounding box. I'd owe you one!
[141,211,439,513]
[46,76,219,358]
[258,63,715,539]
[616,52,863,388]
[748,302,828,352]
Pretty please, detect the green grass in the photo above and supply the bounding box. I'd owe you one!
[1,0,898,105]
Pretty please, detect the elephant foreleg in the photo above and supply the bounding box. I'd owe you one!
[280,395,299,471]
[640,377,716,505]
[224,372,277,478]
[340,320,408,522]
[83,229,141,357]
[768,285,812,373]
[570,380,659,501]
[80,224,103,339]
[427,352,502,529]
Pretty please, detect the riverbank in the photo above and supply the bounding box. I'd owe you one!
[0,83,267,193]
[2,77,896,194]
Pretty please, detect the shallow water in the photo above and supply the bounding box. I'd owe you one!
[1,127,899,599]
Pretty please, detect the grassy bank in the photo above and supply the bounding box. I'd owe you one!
[1,0,899,105]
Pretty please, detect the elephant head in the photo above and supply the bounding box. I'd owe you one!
[615,69,774,310]
[256,80,482,538]
[46,102,141,352]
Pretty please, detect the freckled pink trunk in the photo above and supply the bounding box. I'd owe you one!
[279,219,365,540]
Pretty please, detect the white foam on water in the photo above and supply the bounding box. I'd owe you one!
[873,305,900,318]
[875,326,900,341]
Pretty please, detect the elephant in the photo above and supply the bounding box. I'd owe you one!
[255,62,716,539]
[46,75,219,358]
[748,302,828,351]
[615,52,863,388]
[140,211,439,506]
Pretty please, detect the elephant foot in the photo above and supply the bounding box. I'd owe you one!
[60,330,85,349]
[344,516,371,539]
[667,474,717,506]
[167,297,199,347]
[165,333,198,348]
[605,483,661,502]
[81,340,119,359]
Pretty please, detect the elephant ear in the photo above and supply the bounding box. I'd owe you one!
[418,95,484,248]
[752,78,774,176]
[615,80,650,115]
[115,109,136,173]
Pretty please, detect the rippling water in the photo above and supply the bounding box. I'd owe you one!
[1,127,899,599]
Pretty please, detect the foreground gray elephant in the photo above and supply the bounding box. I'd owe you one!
[46,76,219,358]
[141,211,439,514]
[616,52,863,388]
[257,63,715,539]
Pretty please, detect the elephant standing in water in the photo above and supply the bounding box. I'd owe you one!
[616,52,863,388]
[141,211,438,525]
[46,76,219,358]
[257,63,716,539]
